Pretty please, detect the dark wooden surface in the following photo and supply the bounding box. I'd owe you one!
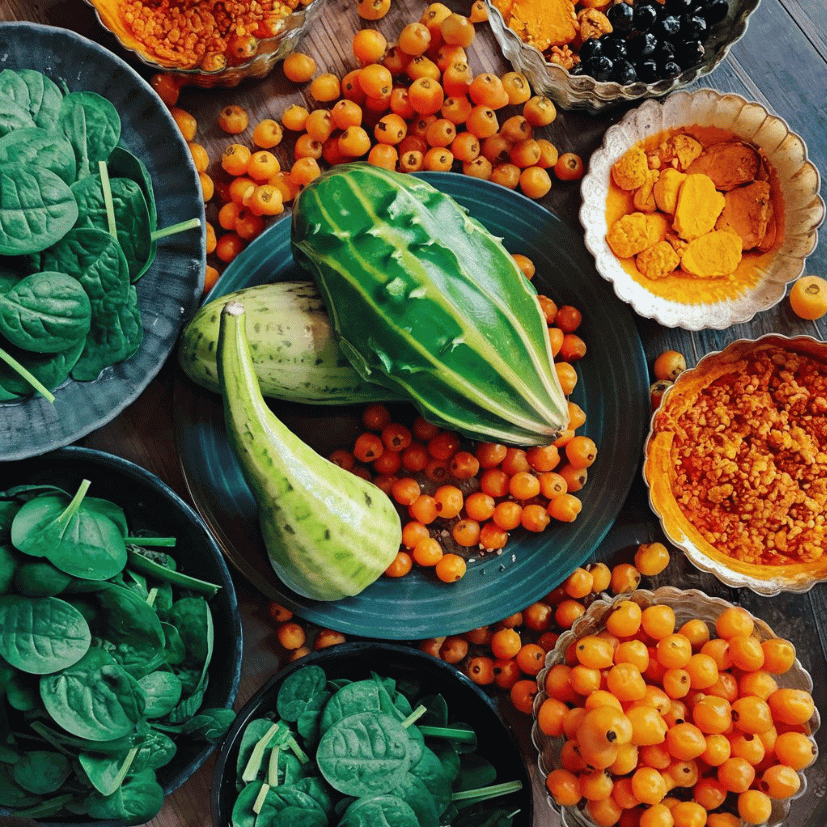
[1,0,826,825]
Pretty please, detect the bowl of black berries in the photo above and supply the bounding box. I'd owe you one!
[485,0,761,113]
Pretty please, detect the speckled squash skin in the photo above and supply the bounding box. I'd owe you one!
[178,281,398,404]
[216,301,402,602]
[291,163,568,446]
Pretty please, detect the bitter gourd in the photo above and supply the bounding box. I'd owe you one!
[291,164,568,446]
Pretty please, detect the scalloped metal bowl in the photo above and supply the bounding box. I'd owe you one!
[579,88,824,330]
[532,586,820,827]
[643,333,827,596]
[485,0,760,113]
[82,0,328,88]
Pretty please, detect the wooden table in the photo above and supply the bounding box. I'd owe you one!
[1,0,826,825]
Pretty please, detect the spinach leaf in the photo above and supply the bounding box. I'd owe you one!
[6,670,39,711]
[71,174,152,281]
[394,772,440,827]
[0,542,19,592]
[268,804,327,827]
[70,283,142,382]
[0,68,63,129]
[131,728,176,772]
[167,595,214,673]
[0,594,90,673]
[231,777,264,827]
[83,767,163,826]
[40,226,129,312]
[94,582,166,678]
[138,670,182,718]
[452,805,518,826]
[256,786,325,825]
[58,91,120,179]
[0,762,42,808]
[179,707,237,742]
[236,718,276,783]
[13,559,73,596]
[411,745,453,816]
[10,481,127,580]
[0,163,78,256]
[277,664,327,722]
[338,794,420,827]
[316,711,413,798]
[0,271,91,354]
[0,335,84,397]
[161,621,186,665]
[39,647,145,741]
[320,677,409,734]
[12,750,71,795]
[0,97,34,137]
[0,127,76,185]
[78,747,138,796]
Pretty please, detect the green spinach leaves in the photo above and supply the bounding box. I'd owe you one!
[229,666,524,827]
[0,479,233,825]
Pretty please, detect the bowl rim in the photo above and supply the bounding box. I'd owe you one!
[642,332,827,596]
[531,585,821,827]
[578,87,825,329]
[211,640,533,826]
[0,444,243,826]
[483,0,762,111]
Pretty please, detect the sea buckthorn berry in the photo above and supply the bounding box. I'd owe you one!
[412,536,443,567]
[554,598,585,629]
[642,605,677,641]
[367,143,399,170]
[761,637,796,674]
[247,150,280,181]
[516,642,546,676]
[282,104,310,132]
[170,106,198,141]
[656,634,692,669]
[633,542,670,576]
[701,637,732,671]
[580,767,614,802]
[352,28,387,65]
[609,563,641,595]
[546,767,582,806]
[732,695,774,734]
[728,634,765,672]
[639,742,672,771]
[267,601,292,622]
[738,790,774,826]
[198,172,214,202]
[760,762,803,800]
[565,435,598,469]
[678,619,710,650]
[520,165,553,200]
[523,94,557,126]
[576,635,615,669]
[217,104,248,135]
[439,635,468,664]
[706,816,740,827]
[563,567,594,599]
[630,765,667,806]
[586,797,623,827]
[607,663,647,702]
[385,551,413,577]
[214,232,244,263]
[510,678,538,714]
[555,362,578,395]
[554,152,585,181]
[283,51,317,82]
[692,694,732,736]
[774,730,817,769]
[767,687,815,725]
[662,668,691,700]
[652,350,686,382]
[729,731,765,766]
[626,705,668,746]
[548,494,582,524]
[665,722,707,761]
[606,600,643,637]
[440,12,476,47]
[669,801,706,827]
[314,628,346,649]
[789,274,827,320]
[277,621,306,650]
[253,118,284,149]
[435,552,466,582]
[715,606,754,640]
[309,72,341,103]
[247,185,284,217]
[701,732,731,767]
[221,143,251,176]
[639,803,673,827]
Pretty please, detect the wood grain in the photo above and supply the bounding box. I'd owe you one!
[1,1,826,825]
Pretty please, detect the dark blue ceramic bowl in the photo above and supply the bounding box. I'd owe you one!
[0,446,242,826]
[212,642,533,827]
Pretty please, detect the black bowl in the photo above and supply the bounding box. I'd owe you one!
[0,446,243,826]
[212,642,533,826]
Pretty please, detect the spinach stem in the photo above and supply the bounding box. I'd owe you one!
[266,744,281,787]
[13,794,75,818]
[253,781,270,815]
[0,346,55,403]
[125,536,177,547]
[418,724,476,743]
[242,722,281,784]
[402,704,428,728]
[126,548,221,596]
[98,160,118,240]
[451,780,524,803]
[151,217,202,241]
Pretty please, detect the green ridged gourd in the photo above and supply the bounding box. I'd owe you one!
[216,300,402,602]
[291,163,568,446]
[178,281,400,404]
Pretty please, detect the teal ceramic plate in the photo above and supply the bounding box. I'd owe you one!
[0,23,204,461]
[173,172,649,639]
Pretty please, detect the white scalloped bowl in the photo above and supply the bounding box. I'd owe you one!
[643,333,827,596]
[532,586,820,827]
[485,0,760,113]
[579,88,824,330]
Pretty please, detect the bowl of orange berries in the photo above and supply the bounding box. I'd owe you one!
[533,586,819,827]
[83,0,328,87]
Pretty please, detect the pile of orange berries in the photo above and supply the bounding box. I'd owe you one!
[539,599,816,827]
[153,2,585,292]
[265,601,347,662]
[417,543,671,709]
[326,290,593,583]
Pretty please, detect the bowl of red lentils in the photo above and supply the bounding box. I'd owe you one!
[83,0,328,87]
[533,586,819,827]
[644,334,827,596]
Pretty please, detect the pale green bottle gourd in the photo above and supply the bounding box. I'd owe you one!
[216,300,402,602]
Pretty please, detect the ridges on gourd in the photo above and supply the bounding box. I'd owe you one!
[291,163,568,446]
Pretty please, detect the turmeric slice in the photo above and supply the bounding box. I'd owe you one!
[611,145,649,191]
[716,180,772,251]
[633,169,660,213]
[607,212,653,258]
[667,134,703,170]
[653,168,687,215]
[673,174,725,241]
[680,230,742,278]
[636,240,680,280]
[645,212,670,246]
[686,141,761,191]
[757,200,778,253]
[506,0,577,51]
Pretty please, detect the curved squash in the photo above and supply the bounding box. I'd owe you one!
[291,163,568,446]
[216,300,402,601]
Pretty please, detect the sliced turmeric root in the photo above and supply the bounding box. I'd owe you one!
[685,141,762,191]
